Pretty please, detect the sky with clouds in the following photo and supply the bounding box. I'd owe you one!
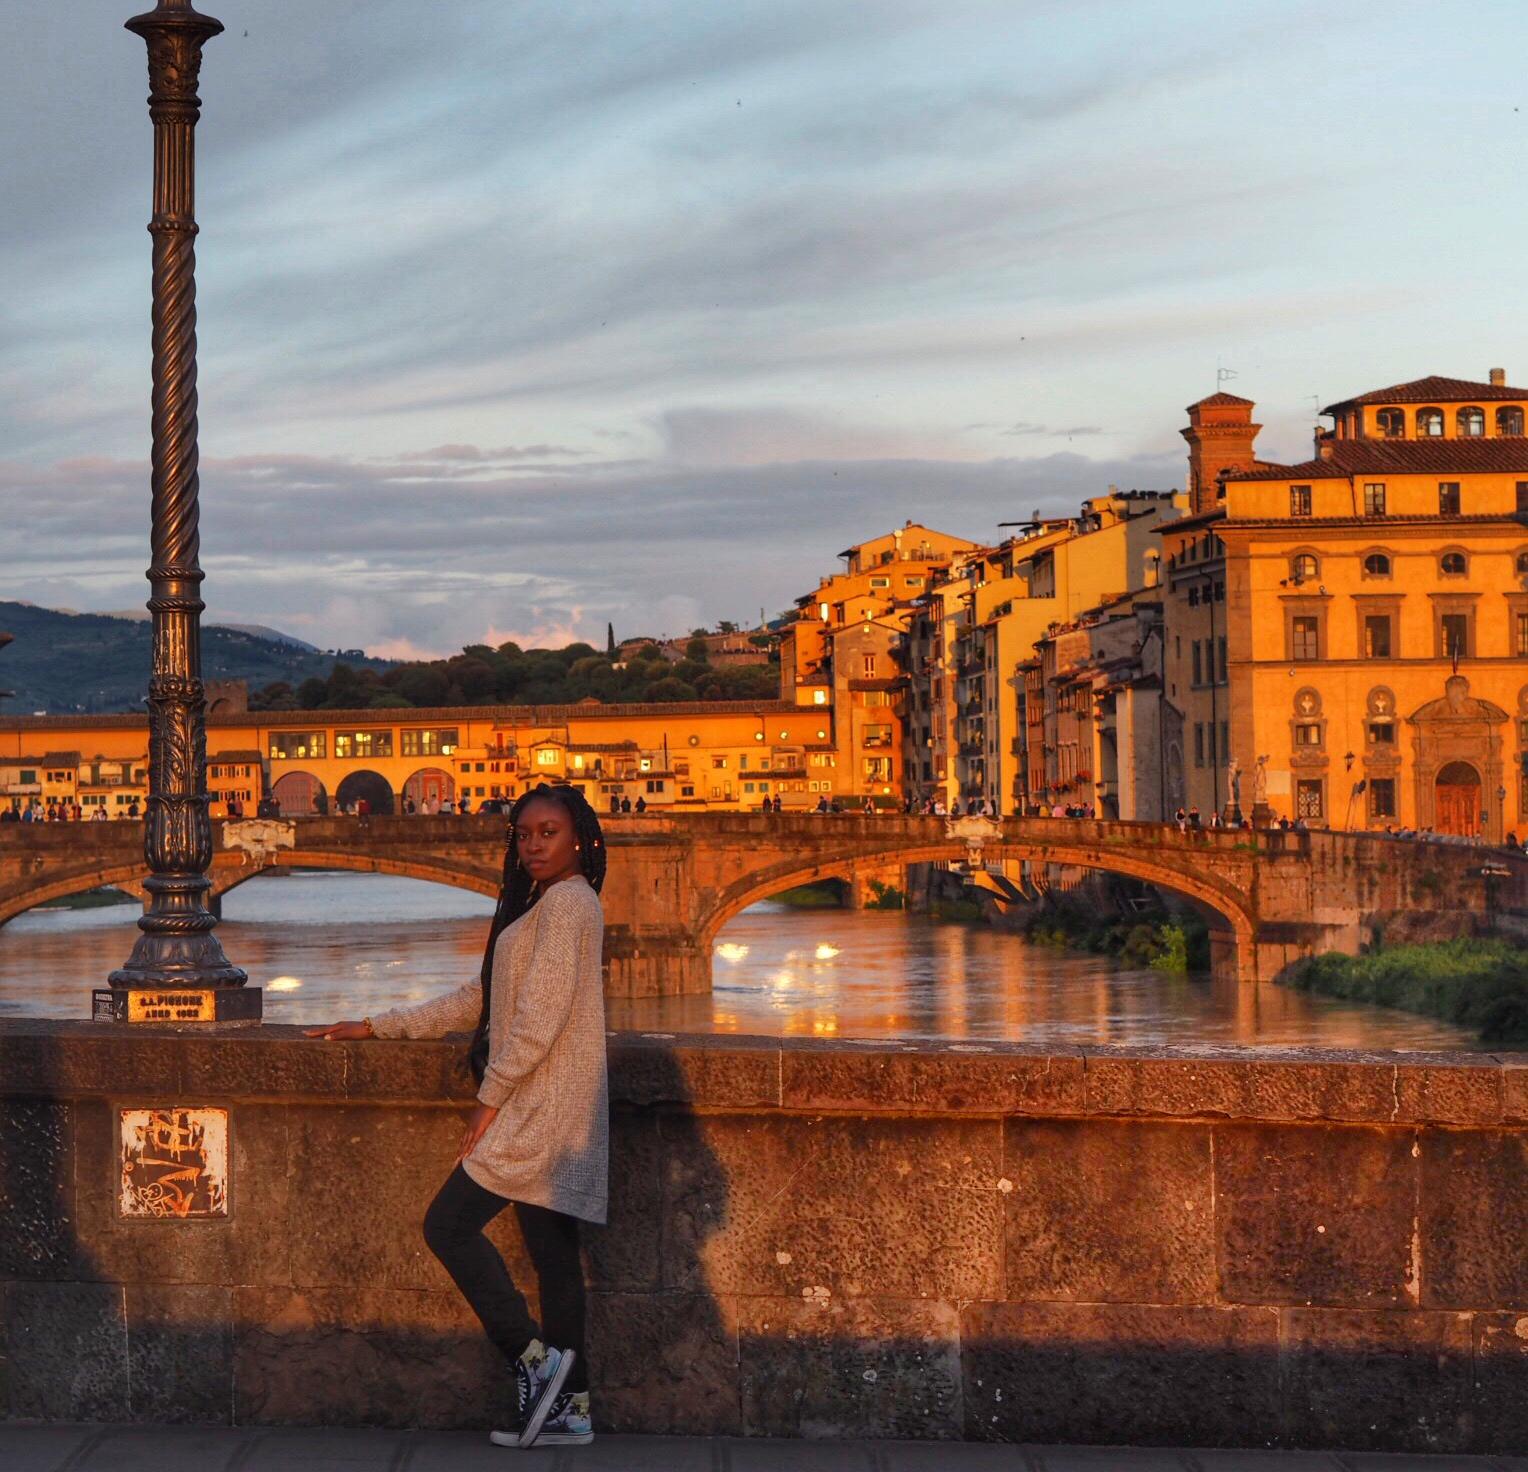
[5,0,1526,657]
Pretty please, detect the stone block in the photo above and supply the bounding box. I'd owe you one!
[178,1032,346,1100]
[1392,1057,1504,1125]
[738,1294,961,1440]
[1472,1312,1528,1454]
[284,1104,535,1293]
[1214,1124,1416,1307]
[1504,1063,1528,1124]
[587,1292,740,1435]
[0,1098,80,1279]
[231,1285,513,1428]
[344,1036,464,1101]
[1083,1049,1395,1123]
[73,1099,292,1288]
[909,1047,1085,1114]
[2,1279,128,1421]
[0,1028,186,1097]
[1419,1131,1528,1308]
[959,1301,1280,1446]
[781,1045,918,1111]
[584,1110,662,1292]
[660,1113,1003,1301]
[610,1037,780,1109]
[1003,1119,1214,1303]
[124,1282,233,1424]
[1280,1308,1473,1453]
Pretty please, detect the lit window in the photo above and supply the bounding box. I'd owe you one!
[535,748,559,766]
[1290,485,1313,517]
[1457,406,1485,437]
[1291,553,1318,582]
[1438,482,1461,516]
[1417,408,1444,436]
[1363,483,1386,517]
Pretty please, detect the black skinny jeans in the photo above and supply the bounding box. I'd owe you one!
[422,1164,589,1393]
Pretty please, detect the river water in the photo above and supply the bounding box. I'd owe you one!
[0,871,1476,1051]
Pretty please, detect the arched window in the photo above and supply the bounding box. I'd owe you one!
[1497,406,1524,436]
[1417,407,1444,436]
[1291,553,1319,583]
[1440,551,1467,576]
[1516,551,1528,576]
[1363,552,1392,577]
[1457,406,1485,437]
[1375,408,1405,438]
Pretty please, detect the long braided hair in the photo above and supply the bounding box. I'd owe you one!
[465,783,607,1084]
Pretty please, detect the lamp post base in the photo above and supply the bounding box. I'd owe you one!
[92,985,262,1025]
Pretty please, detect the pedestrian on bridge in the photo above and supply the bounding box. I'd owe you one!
[304,783,609,1450]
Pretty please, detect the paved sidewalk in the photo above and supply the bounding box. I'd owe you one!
[2,1425,1524,1472]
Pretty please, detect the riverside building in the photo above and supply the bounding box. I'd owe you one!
[1161,371,1528,838]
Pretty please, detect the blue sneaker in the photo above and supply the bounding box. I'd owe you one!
[488,1338,574,1448]
[530,1390,593,1446]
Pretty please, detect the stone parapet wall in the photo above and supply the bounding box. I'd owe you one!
[0,1020,1524,1452]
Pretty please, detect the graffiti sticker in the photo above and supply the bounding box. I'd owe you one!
[119,1107,229,1218]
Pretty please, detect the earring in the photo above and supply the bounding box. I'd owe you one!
[575,843,581,851]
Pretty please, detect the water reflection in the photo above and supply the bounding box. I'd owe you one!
[0,873,1479,1052]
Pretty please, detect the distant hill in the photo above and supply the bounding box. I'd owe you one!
[0,602,391,715]
[94,607,320,652]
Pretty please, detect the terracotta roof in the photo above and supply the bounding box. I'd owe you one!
[210,749,263,762]
[1323,375,1528,411]
[41,750,81,766]
[1224,437,1528,481]
[1188,391,1255,408]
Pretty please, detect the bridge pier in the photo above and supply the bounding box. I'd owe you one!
[604,929,711,998]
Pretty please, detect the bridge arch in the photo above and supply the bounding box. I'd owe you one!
[271,771,327,816]
[207,848,501,907]
[334,770,395,816]
[0,864,152,927]
[698,838,1258,979]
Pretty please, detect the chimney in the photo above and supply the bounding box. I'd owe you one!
[1490,367,1506,386]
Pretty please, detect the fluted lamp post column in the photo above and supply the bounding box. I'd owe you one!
[97,0,259,1024]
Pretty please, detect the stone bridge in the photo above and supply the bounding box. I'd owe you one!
[1,815,1521,992]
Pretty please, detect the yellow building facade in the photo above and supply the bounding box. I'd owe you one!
[0,700,841,818]
[1164,372,1528,837]
[781,522,979,808]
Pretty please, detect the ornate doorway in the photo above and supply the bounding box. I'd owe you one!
[1407,676,1507,842]
[1433,761,1481,837]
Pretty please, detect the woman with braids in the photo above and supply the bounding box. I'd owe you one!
[304,783,608,1449]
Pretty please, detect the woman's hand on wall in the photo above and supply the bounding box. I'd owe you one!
[457,1102,498,1162]
[302,1019,374,1040]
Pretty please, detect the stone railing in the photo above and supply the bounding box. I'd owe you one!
[0,1020,1524,1452]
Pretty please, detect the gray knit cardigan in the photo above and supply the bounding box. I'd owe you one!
[365,874,608,1223]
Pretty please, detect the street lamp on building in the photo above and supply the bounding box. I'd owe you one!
[97,0,259,1024]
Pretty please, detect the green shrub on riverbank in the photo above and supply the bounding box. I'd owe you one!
[771,883,844,910]
[1285,938,1528,1046]
[1018,895,1210,972]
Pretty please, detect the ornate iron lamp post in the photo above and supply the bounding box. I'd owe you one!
[97,0,260,1024]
